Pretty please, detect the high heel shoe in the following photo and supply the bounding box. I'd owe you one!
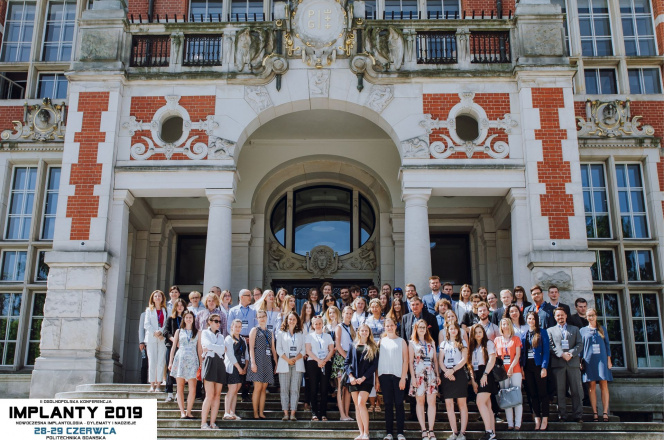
[603,413,609,422]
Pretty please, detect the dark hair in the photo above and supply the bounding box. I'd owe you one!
[442,282,453,288]
[381,283,392,290]
[548,285,559,292]
[323,294,336,313]
[574,297,588,307]
[300,301,315,321]
[367,285,379,292]
[386,299,405,324]
[525,311,541,348]
[468,324,489,369]
[504,304,525,326]
[180,310,199,340]
[320,282,333,292]
[169,285,181,293]
[308,288,319,301]
[170,298,188,318]
[553,306,567,316]
[280,311,302,333]
[409,295,422,305]
[350,285,361,293]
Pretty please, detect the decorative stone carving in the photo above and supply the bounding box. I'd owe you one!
[244,86,273,113]
[401,136,430,158]
[306,245,340,278]
[576,99,655,138]
[122,95,219,160]
[365,85,394,113]
[308,69,330,97]
[534,270,573,291]
[366,27,405,71]
[235,28,273,73]
[343,241,377,270]
[1,98,66,142]
[268,240,306,271]
[421,92,517,159]
[208,138,236,159]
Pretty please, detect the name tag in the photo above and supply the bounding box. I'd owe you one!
[289,345,298,357]
[267,325,273,331]
[266,349,272,356]
[445,358,455,368]
[592,343,601,354]
[561,339,569,350]
[242,320,249,330]
[504,355,511,364]
[528,349,535,359]
[423,356,431,367]
[318,350,327,359]
[473,359,479,371]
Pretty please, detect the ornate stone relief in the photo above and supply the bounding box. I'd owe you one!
[306,245,341,278]
[401,136,430,158]
[1,98,66,142]
[122,95,219,160]
[309,70,330,97]
[268,240,306,271]
[365,27,405,71]
[244,86,273,113]
[208,138,236,159]
[235,28,273,73]
[365,85,394,113]
[341,241,377,270]
[576,99,655,138]
[420,92,516,159]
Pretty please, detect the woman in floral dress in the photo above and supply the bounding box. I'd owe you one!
[168,310,201,419]
[409,319,441,439]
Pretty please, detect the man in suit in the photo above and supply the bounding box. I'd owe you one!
[524,285,555,329]
[422,277,453,315]
[543,285,572,318]
[490,289,514,325]
[547,307,584,422]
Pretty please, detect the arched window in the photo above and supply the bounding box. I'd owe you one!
[270,186,376,256]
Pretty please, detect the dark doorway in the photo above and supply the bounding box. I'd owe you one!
[430,233,472,292]
[174,235,206,285]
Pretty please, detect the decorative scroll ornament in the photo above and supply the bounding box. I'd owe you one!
[306,245,340,278]
[576,99,655,138]
[419,91,517,159]
[1,98,66,142]
[123,96,219,160]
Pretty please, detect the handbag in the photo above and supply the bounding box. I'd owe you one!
[497,379,523,409]
[492,357,508,382]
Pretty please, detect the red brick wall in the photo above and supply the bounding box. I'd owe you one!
[127,0,188,18]
[0,106,25,132]
[423,93,511,159]
[461,0,514,16]
[653,0,664,55]
[66,92,109,241]
[533,88,574,240]
[0,0,7,30]
[574,100,664,136]
[129,95,215,160]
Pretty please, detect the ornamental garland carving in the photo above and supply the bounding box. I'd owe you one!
[306,245,341,278]
[419,91,516,159]
[1,98,66,142]
[123,95,220,160]
[576,99,655,138]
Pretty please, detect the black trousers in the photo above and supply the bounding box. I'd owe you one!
[306,360,332,418]
[140,348,148,384]
[165,346,174,393]
[379,374,405,436]
[524,359,549,418]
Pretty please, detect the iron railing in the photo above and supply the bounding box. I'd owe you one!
[130,35,170,67]
[416,31,457,64]
[183,35,223,66]
[470,31,510,63]
[383,10,420,19]
[229,12,267,22]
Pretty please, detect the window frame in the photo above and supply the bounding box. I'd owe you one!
[615,162,650,240]
[627,67,663,94]
[39,166,61,241]
[41,0,76,63]
[620,0,658,56]
[624,249,656,282]
[36,72,69,100]
[629,292,664,368]
[24,291,45,366]
[582,162,612,239]
[0,250,28,282]
[577,0,614,57]
[4,166,38,241]
[594,291,627,369]
[591,248,617,282]
[0,1,37,63]
[584,68,619,94]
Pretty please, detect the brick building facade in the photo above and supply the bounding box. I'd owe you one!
[0,0,660,416]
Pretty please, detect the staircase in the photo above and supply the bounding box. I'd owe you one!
[56,384,664,439]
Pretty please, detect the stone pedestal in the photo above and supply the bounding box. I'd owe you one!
[204,190,235,293]
[402,188,432,291]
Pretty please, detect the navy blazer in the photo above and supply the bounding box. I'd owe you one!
[520,329,550,370]
[523,304,555,329]
[343,343,379,387]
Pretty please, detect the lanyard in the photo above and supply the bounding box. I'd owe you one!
[315,333,326,352]
[290,331,296,346]
[241,307,250,320]
[421,341,428,358]
[559,325,567,340]
[342,323,352,338]
[182,329,191,344]
[259,327,270,343]
[176,316,182,328]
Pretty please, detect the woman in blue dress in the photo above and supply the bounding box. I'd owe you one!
[579,307,613,422]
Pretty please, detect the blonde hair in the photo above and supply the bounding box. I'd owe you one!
[354,323,379,361]
[148,290,165,311]
[586,308,605,338]
[281,295,295,314]
[325,305,340,326]
[499,317,515,338]
[202,292,220,310]
[369,298,382,314]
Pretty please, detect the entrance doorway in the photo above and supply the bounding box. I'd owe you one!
[271,279,375,312]
[430,233,472,297]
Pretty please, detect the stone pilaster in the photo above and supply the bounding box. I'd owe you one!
[402,188,432,291]
[204,189,235,293]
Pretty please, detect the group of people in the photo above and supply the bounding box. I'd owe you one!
[139,277,614,440]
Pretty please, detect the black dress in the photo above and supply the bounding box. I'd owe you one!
[348,345,374,393]
[227,336,247,385]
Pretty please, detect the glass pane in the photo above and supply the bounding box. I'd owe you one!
[27,342,39,365]
[599,69,617,93]
[631,293,642,317]
[638,39,656,57]
[638,251,654,280]
[29,317,42,340]
[594,191,608,211]
[642,68,661,93]
[42,218,55,241]
[604,294,620,317]
[8,317,19,339]
[48,168,61,189]
[32,293,45,316]
[633,216,648,238]
[594,17,611,35]
[0,318,6,339]
[586,216,595,238]
[36,252,49,281]
[584,70,598,93]
[590,260,599,280]
[0,294,10,316]
[643,294,658,317]
[598,250,615,280]
[577,0,590,13]
[581,165,589,187]
[590,164,604,186]
[618,191,630,212]
[294,187,352,255]
[11,293,21,315]
[579,18,592,36]
[622,17,635,36]
[584,192,592,212]
[646,320,661,342]
[636,344,647,366]
[606,319,621,340]
[627,164,642,186]
[633,320,645,341]
[270,197,286,247]
[592,0,608,13]
[9,193,24,215]
[359,196,375,246]
[624,39,638,56]
[5,342,16,365]
[610,343,624,367]
[2,252,16,280]
[596,215,610,238]
[622,216,632,238]
[594,294,603,316]
[648,344,663,367]
[628,70,641,93]
[615,165,626,187]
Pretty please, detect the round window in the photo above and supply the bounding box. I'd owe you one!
[455,114,479,142]
[160,116,184,143]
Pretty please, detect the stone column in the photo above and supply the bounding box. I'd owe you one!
[402,188,432,291]
[204,189,234,293]
[99,189,135,383]
[507,188,532,288]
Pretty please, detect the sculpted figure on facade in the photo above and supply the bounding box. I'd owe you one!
[208,138,236,159]
[576,99,655,138]
[1,98,66,142]
[308,69,331,96]
[366,27,405,71]
[401,136,430,158]
[365,85,394,113]
[343,241,377,270]
[268,240,305,271]
[235,28,272,72]
[244,86,273,113]
[306,245,340,278]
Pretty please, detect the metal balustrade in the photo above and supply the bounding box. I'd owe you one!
[416,31,457,64]
[470,31,511,63]
[183,35,223,66]
[130,35,170,67]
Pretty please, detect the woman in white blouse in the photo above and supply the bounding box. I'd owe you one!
[144,290,168,392]
[276,311,306,421]
[200,314,226,430]
[378,317,408,440]
[305,316,335,421]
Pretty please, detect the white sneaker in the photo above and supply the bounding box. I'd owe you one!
[383,435,393,440]
[164,395,173,403]
[446,434,457,440]
[488,432,496,440]
[456,434,466,440]
[397,435,406,440]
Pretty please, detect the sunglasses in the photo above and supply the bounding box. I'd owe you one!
[394,292,403,296]
[326,299,335,302]
[210,320,221,324]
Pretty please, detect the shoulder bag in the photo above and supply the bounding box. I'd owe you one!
[497,379,523,409]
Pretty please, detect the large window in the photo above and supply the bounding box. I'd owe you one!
[190,0,223,21]
[590,249,616,282]
[616,163,648,239]
[584,69,618,94]
[228,0,263,21]
[37,73,68,99]
[25,292,45,366]
[594,292,626,367]
[631,293,663,367]
[620,0,656,56]
[6,167,37,241]
[628,68,662,94]
[40,167,61,240]
[42,0,76,62]
[581,163,611,238]
[270,186,376,256]
[578,0,613,56]
[426,0,460,19]
[0,293,22,366]
[0,1,36,62]
[384,0,418,19]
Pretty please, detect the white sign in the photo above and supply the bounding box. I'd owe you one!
[294,0,345,48]
[0,399,157,440]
